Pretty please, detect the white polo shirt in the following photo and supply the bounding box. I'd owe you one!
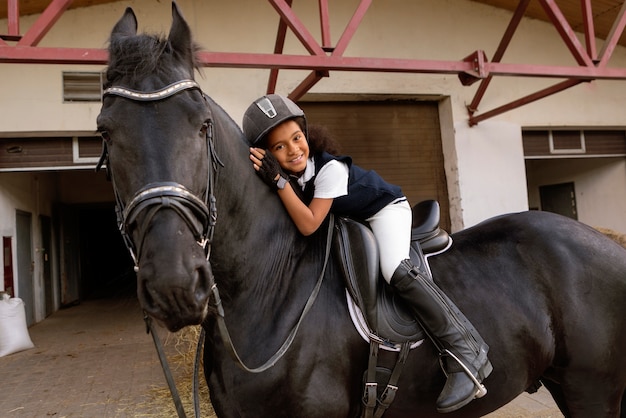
[296,156,349,199]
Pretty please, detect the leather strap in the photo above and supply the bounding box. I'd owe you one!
[211,214,335,373]
[363,342,379,418]
[145,314,188,418]
[373,342,410,417]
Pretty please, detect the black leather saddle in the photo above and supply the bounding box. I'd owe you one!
[333,200,451,346]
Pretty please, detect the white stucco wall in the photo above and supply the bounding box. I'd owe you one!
[2,0,626,231]
[453,121,529,228]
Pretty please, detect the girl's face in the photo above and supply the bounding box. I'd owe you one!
[266,120,309,175]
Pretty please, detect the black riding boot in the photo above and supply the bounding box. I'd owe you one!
[390,259,493,413]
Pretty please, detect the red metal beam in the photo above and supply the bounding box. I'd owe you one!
[5,45,626,81]
[333,0,371,56]
[2,0,626,127]
[267,0,292,94]
[289,0,372,101]
[268,0,326,56]
[319,0,332,51]
[0,45,108,64]
[597,1,626,67]
[538,0,594,66]
[469,79,585,126]
[17,0,74,47]
[580,0,597,60]
[465,0,530,114]
[7,0,20,37]
[288,70,327,101]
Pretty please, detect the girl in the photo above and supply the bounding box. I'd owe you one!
[243,94,492,413]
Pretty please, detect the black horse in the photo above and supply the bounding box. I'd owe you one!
[97,4,626,417]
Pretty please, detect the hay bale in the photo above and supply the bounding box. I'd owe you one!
[595,227,626,248]
[135,325,217,417]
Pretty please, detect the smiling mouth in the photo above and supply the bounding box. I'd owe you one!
[290,154,304,164]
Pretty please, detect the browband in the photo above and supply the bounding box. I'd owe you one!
[103,79,201,101]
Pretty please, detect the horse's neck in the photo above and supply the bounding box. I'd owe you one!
[208,112,332,359]
[209,102,316,309]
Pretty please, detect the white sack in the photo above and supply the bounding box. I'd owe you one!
[0,296,35,357]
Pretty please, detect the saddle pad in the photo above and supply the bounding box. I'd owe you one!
[347,290,424,351]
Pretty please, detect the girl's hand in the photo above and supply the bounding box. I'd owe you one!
[249,147,266,171]
[249,147,288,189]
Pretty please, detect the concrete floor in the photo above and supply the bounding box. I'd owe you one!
[0,297,562,417]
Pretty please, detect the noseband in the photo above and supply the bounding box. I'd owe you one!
[99,79,221,270]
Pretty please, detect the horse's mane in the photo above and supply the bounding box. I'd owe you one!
[105,32,201,87]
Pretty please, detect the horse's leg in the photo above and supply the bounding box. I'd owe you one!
[557,374,623,417]
[540,379,570,416]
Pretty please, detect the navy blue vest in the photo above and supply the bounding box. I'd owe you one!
[302,151,404,221]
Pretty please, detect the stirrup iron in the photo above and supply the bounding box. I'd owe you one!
[439,349,488,399]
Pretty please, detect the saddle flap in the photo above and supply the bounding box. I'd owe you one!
[334,217,424,343]
[334,217,379,322]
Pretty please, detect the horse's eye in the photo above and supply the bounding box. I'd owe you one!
[98,128,111,142]
[199,122,208,138]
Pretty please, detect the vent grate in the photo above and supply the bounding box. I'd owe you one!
[63,72,103,102]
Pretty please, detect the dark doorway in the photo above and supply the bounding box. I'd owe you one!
[539,182,578,220]
[3,236,14,297]
[77,205,135,299]
[40,215,54,317]
[16,210,34,326]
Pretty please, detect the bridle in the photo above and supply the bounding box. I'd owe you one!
[98,79,220,270]
[97,78,333,418]
[97,79,221,418]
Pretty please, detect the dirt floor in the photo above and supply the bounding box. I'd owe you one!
[0,297,562,417]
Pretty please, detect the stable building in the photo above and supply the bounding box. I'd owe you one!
[2,0,626,324]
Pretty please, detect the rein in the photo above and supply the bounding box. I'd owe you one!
[99,79,333,416]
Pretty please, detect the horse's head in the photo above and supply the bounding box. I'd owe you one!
[97,3,213,331]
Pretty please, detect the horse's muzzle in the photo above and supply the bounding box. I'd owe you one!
[136,252,211,332]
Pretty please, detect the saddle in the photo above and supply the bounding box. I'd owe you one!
[334,199,451,347]
[333,200,451,417]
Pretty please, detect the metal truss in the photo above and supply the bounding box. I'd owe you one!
[1,0,626,125]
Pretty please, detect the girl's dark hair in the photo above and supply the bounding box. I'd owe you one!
[307,124,342,155]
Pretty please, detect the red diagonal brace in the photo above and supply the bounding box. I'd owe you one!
[538,0,594,66]
[465,0,530,114]
[334,0,371,56]
[597,1,626,68]
[288,0,372,101]
[17,0,74,47]
[469,79,585,126]
[268,0,326,56]
[267,0,293,94]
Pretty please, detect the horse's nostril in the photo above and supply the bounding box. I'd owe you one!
[194,264,212,301]
[138,278,157,313]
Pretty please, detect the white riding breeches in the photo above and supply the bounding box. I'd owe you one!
[366,199,412,283]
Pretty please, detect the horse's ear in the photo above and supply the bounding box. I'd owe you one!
[111,7,138,39]
[168,2,195,70]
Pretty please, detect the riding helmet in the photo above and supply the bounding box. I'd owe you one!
[243,94,307,147]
